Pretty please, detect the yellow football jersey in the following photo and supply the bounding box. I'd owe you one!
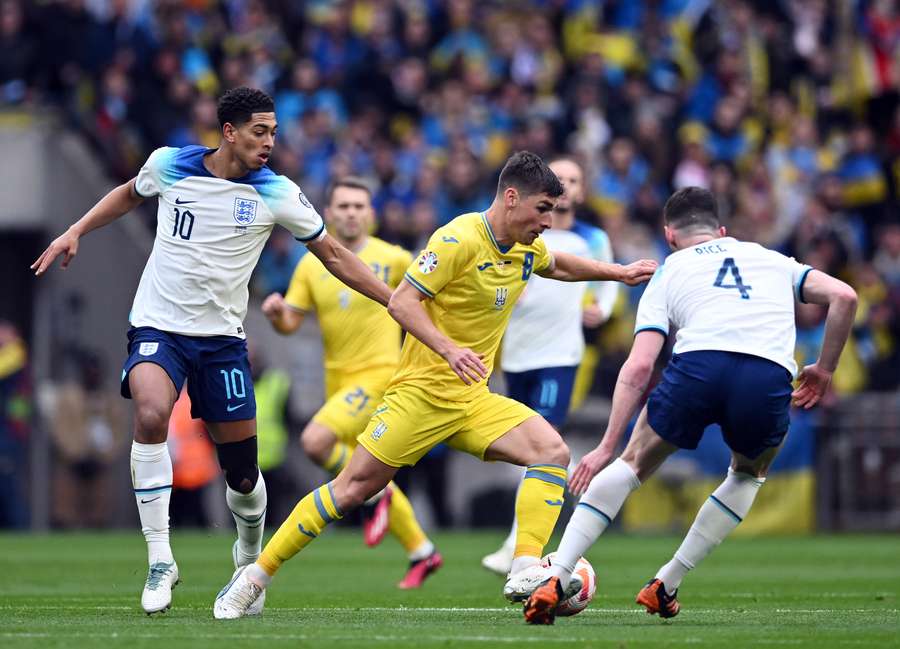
[393,212,553,401]
[284,237,412,374]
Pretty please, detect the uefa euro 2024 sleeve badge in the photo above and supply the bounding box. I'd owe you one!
[418,251,438,274]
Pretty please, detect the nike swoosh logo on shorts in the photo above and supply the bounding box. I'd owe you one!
[174,197,196,205]
[226,403,246,412]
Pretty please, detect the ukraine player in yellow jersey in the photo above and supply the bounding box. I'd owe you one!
[214,152,656,618]
[260,177,441,588]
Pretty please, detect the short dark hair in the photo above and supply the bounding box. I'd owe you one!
[217,87,275,128]
[497,151,564,199]
[663,187,720,232]
[326,176,373,205]
[547,154,581,169]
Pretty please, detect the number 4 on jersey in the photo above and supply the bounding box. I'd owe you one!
[714,257,752,299]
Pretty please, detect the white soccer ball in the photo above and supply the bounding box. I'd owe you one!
[541,552,596,616]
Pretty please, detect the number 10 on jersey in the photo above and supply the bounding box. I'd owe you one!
[171,207,194,240]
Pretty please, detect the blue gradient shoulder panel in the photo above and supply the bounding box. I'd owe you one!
[571,219,610,257]
[156,145,293,212]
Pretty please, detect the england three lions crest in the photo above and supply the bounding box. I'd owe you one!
[233,197,258,225]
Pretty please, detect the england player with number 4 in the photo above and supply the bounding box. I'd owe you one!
[31,87,393,615]
[522,187,858,625]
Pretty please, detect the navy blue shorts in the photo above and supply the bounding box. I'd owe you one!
[647,351,792,459]
[505,365,578,427]
[121,326,256,422]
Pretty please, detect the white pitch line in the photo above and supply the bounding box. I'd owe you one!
[0,633,887,646]
[0,605,897,615]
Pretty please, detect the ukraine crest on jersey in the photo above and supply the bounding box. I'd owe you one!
[130,146,325,338]
[393,212,553,401]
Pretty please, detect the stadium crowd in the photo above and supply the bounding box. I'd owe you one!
[2,0,898,402]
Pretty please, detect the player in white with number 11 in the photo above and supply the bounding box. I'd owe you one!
[521,186,858,624]
[31,87,392,616]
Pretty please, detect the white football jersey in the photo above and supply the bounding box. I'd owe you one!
[130,146,325,338]
[635,237,812,376]
[501,228,592,371]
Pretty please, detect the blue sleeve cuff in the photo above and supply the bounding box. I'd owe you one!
[795,267,813,304]
[295,222,326,243]
[634,325,668,338]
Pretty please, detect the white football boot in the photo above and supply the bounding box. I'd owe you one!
[481,542,514,576]
[231,540,265,616]
[141,561,179,614]
[503,563,582,603]
[214,565,264,620]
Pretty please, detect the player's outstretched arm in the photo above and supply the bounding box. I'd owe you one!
[569,331,665,495]
[307,234,393,307]
[538,251,657,286]
[387,281,487,385]
[31,178,145,276]
[791,270,858,409]
[261,292,305,335]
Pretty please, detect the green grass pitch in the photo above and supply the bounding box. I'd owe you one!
[1,530,897,648]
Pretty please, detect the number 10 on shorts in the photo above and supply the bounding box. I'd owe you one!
[220,368,246,400]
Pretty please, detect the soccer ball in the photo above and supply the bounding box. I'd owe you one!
[541,552,596,616]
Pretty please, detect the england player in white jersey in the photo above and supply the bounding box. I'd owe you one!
[482,158,618,575]
[521,187,858,624]
[32,87,393,615]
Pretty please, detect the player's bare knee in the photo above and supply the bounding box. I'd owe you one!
[545,437,570,467]
[732,460,769,479]
[301,426,333,465]
[332,475,373,511]
[133,403,170,441]
[732,447,777,478]
[515,430,569,467]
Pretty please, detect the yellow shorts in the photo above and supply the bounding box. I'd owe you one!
[314,366,397,446]
[357,384,538,467]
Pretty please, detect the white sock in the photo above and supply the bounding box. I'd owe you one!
[246,562,272,589]
[550,458,641,587]
[227,473,267,563]
[502,520,518,551]
[501,473,523,551]
[131,441,173,566]
[510,554,540,575]
[656,468,765,594]
[409,540,435,562]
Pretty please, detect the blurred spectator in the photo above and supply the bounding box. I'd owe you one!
[168,387,219,529]
[0,0,37,104]
[254,226,306,297]
[250,346,301,527]
[49,351,124,528]
[2,0,897,400]
[0,320,29,528]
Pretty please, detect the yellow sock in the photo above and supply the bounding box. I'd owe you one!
[258,482,343,575]
[514,464,568,558]
[323,442,353,474]
[386,481,428,554]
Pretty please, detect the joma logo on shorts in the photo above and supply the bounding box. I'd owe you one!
[371,422,388,441]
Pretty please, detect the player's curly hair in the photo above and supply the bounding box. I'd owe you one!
[217,87,275,128]
[663,186,721,232]
[497,151,564,199]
